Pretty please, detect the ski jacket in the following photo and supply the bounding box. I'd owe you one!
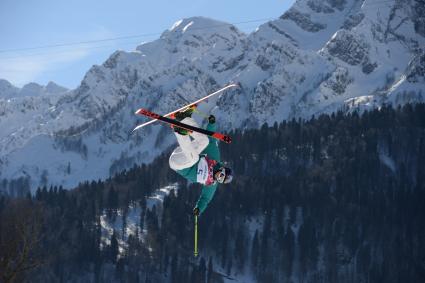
[175,122,221,214]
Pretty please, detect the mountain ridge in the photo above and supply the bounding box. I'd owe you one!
[0,79,68,99]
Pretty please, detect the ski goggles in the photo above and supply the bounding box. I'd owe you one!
[216,168,226,184]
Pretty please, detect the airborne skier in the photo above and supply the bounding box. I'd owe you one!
[134,84,237,217]
[133,84,236,255]
[168,107,233,216]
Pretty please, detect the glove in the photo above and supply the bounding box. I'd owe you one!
[208,115,216,124]
[193,207,200,216]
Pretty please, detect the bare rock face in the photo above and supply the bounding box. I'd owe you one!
[342,13,365,30]
[323,67,353,95]
[281,9,327,32]
[327,0,347,11]
[326,31,369,66]
[413,0,425,37]
[406,51,425,83]
[307,0,335,14]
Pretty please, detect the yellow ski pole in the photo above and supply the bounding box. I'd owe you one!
[194,215,199,257]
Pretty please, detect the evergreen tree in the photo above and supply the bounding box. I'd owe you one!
[109,230,119,263]
[207,257,214,283]
[171,253,179,283]
[234,222,247,272]
[251,230,260,275]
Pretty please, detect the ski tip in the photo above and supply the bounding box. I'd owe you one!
[131,125,142,133]
[228,82,241,89]
[212,133,232,144]
[135,108,151,115]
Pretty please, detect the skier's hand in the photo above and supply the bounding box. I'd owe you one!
[193,207,200,216]
[208,115,216,124]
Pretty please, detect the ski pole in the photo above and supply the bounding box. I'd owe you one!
[194,215,199,257]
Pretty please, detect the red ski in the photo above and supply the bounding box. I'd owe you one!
[133,83,238,131]
[135,108,232,144]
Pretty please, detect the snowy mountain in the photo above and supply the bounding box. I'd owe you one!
[0,79,19,98]
[0,0,424,193]
[0,79,69,99]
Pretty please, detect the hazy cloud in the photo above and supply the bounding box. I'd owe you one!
[0,26,115,87]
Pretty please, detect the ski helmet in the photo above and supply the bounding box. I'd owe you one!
[223,167,233,184]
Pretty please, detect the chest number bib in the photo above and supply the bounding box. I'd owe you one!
[196,156,216,185]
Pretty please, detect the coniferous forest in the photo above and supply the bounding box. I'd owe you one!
[1,104,425,283]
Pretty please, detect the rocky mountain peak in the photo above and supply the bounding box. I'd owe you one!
[20,82,44,97]
[162,16,244,40]
[45,81,68,95]
[0,79,19,99]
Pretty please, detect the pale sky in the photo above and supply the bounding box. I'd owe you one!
[0,0,295,89]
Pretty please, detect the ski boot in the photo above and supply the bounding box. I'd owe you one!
[171,105,197,135]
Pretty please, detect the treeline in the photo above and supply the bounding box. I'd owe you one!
[1,104,425,283]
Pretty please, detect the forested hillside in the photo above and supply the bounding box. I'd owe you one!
[1,104,425,283]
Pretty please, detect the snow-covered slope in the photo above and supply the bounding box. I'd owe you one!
[0,1,424,192]
[241,0,425,123]
[100,184,179,254]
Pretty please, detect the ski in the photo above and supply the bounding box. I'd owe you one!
[135,108,232,144]
[133,83,239,131]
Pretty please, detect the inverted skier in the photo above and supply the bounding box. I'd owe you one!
[168,106,233,216]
